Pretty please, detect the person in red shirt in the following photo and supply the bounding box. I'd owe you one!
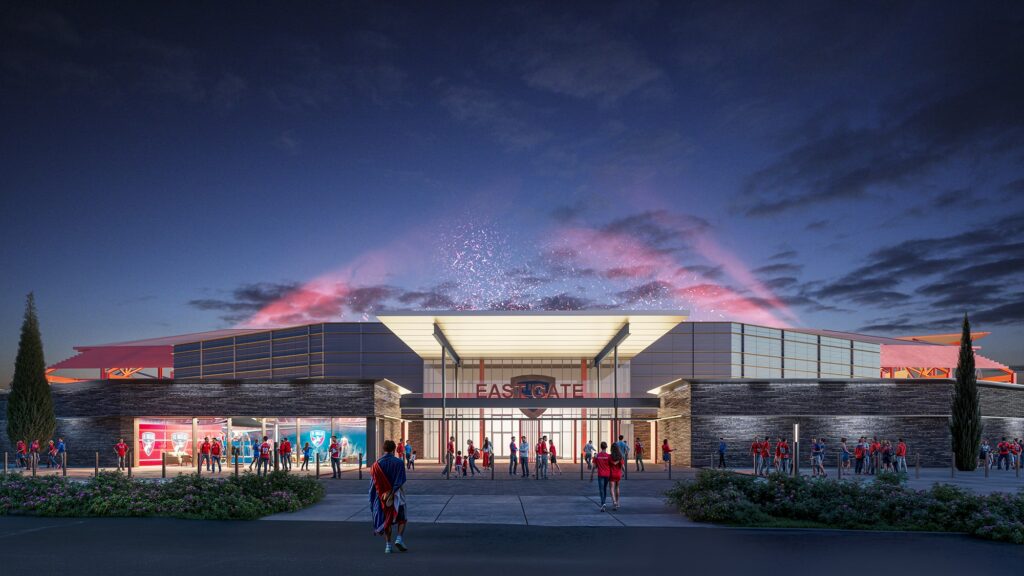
[662,439,673,472]
[997,437,1011,471]
[15,440,27,469]
[397,439,405,466]
[210,438,223,474]
[759,437,771,475]
[749,436,761,475]
[199,436,212,472]
[442,436,455,478]
[868,437,881,475]
[895,438,907,473]
[776,438,790,474]
[608,441,625,511]
[114,438,129,471]
[279,437,293,471]
[634,438,645,472]
[30,439,40,468]
[46,440,58,469]
[536,437,549,479]
[258,435,272,477]
[590,441,612,511]
[329,436,342,478]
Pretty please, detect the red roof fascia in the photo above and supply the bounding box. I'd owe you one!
[881,344,1009,371]
[49,345,172,370]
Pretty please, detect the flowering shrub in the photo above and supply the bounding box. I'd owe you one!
[667,470,1024,544]
[0,471,324,521]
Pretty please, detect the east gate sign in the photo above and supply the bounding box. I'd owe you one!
[475,374,584,399]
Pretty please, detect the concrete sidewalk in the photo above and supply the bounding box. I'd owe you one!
[262,492,704,527]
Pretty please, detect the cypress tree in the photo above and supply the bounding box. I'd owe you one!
[5,293,56,449]
[950,313,981,471]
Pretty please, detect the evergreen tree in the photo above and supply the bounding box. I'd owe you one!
[6,293,56,449]
[950,313,981,471]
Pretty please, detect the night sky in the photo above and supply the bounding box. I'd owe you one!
[2,2,1022,382]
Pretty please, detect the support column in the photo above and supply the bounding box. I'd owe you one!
[613,345,619,439]
[441,347,447,462]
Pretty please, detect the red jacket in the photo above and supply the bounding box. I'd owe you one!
[279,440,291,454]
[211,442,222,456]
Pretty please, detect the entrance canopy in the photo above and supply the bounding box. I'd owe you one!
[377,310,687,361]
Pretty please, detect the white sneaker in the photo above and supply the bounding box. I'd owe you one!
[385,544,393,554]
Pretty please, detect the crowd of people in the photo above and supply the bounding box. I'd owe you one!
[735,436,913,477]
[13,437,66,470]
[980,437,1023,470]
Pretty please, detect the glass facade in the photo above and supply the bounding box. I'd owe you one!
[173,323,422,388]
[631,322,882,390]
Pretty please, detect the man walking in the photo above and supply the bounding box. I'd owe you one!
[441,436,455,478]
[519,436,530,478]
[258,435,272,476]
[329,436,342,478]
[634,437,645,472]
[584,439,595,470]
[615,435,630,465]
[114,438,129,471]
[199,436,212,472]
[997,437,1011,471]
[211,437,223,474]
[370,440,408,554]
[895,438,907,473]
[508,435,518,476]
[404,441,413,469]
[536,436,548,479]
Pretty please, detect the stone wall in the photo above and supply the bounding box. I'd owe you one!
[659,379,1024,467]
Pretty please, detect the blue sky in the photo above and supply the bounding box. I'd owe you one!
[1,2,1022,382]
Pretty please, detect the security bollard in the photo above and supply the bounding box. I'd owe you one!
[3,452,7,475]
[315,452,320,479]
[358,453,363,480]
[985,454,989,478]
[951,454,955,478]
[234,453,239,477]
[1017,457,1021,479]
[580,452,585,480]
[95,452,99,477]
[710,453,714,469]
[914,454,919,479]
[31,454,36,477]
[62,452,67,477]
[127,449,132,478]
[274,442,280,472]
[838,456,843,480]
[668,457,672,480]
[162,452,167,478]
[491,457,495,480]
[197,453,202,475]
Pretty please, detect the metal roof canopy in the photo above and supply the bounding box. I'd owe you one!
[377,310,687,360]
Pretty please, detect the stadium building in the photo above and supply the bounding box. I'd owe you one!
[1,310,1021,467]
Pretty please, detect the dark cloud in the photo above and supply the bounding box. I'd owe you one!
[769,250,797,260]
[535,293,591,310]
[736,5,1024,216]
[752,263,803,276]
[600,210,710,252]
[188,282,302,322]
[804,220,830,231]
[614,281,672,304]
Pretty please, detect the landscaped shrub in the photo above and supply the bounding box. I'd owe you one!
[0,471,324,521]
[666,469,1024,544]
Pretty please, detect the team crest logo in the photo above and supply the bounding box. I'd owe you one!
[171,432,189,453]
[513,374,555,418]
[310,429,326,448]
[141,432,156,456]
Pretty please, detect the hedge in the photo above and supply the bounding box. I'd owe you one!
[0,471,324,520]
[667,470,1024,544]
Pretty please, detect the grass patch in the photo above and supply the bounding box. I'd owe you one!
[667,469,1024,544]
[0,471,324,520]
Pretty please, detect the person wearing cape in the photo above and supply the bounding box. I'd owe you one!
[369,439,408,553]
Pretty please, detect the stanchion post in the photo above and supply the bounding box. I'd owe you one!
[127,449,132,478]
[315,452,320,479]
[94,452,99,477]
[358,453,363,480]
[162,452,167,478]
